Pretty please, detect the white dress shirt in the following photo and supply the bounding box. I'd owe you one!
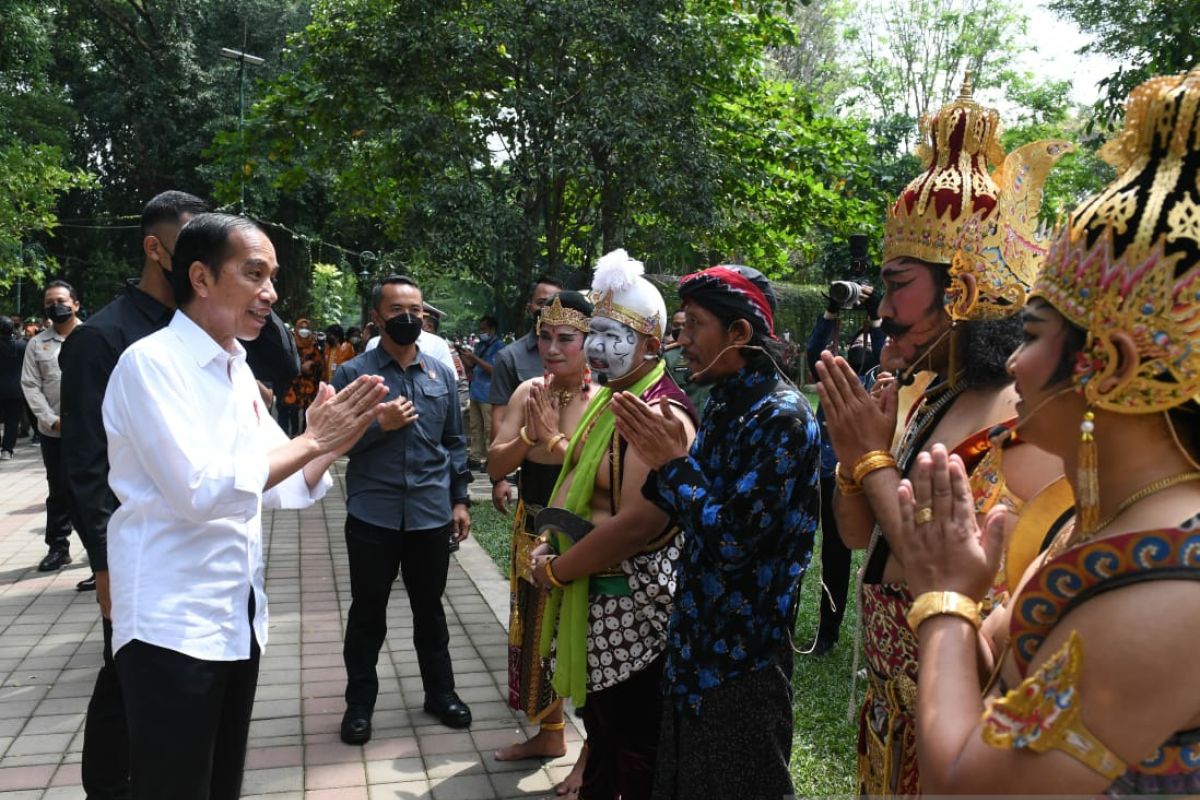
[365,330,457,373]
[103,311,332,661]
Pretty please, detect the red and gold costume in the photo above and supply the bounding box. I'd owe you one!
[856,75,1071,797]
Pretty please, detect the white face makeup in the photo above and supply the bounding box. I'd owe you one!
[585,317,640,381]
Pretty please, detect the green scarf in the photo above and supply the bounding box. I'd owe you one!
[538,361,665,708]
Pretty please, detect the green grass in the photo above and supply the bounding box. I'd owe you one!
[469,502,860,796]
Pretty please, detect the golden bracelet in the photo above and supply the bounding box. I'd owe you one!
[834,462,863,496]
[543,556,569,589]
[906,590,982,633]
[519,425,537,446]
[539,721,567,732]
[545,432,567,454]
[852,449,897,484]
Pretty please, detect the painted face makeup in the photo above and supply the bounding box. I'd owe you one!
[586,317,639,382]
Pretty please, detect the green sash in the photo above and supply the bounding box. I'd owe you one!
[538,361,665,708]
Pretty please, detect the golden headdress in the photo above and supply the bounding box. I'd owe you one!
[536,291,592,335]
[1031,66,1200,414]
[589,249,666,338]
[884,72,1073,321]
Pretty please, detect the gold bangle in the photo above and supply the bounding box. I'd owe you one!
[545,432,567,454]
[906,590,981,633]
[834,462,863,496]
[544,556,569,589]
[539,721,567,732]
[852,449,897,484]
[519,425,537,446]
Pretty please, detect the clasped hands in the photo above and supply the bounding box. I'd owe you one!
[896,444,1007,603]
[304,375,388,456]
[610,392,688,469]
[814,350,898,466]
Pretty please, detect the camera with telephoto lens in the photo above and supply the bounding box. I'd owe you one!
[829,234,873,310]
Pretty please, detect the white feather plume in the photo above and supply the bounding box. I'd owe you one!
[591,248,644,295]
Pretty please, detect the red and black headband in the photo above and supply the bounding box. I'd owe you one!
[678,265,777,341]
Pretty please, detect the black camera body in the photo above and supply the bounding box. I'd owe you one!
[829,234,873,310]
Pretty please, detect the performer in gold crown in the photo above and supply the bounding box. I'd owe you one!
[815,73,1072,796]
[897,65,1200,796]
[529,250,697,799]
[488,291,596,796]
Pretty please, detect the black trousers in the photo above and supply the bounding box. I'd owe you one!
[39,435,74,551]
[816,475,851,642]
[579,658,665,800]
[0,397,21,452]
[343,515,454,709]
[652,659,795,800]
[116,626,260,800]
[82,617,131,800]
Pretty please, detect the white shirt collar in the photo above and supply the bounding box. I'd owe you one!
[170,309,247,369]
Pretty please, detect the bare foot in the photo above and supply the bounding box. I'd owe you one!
[554,742,588,797]
[494,727,567,761]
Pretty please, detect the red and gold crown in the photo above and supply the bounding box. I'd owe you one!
[884,73,1006,267]
[1031,67,1200,413]
[885,72,1072,321]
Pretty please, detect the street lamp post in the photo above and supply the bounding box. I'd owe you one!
[358,251,377,327]
[218,46,265,213]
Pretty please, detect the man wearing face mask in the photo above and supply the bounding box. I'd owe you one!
[528,250,697,799]
[333,275,473,743]
[21,280,83,572]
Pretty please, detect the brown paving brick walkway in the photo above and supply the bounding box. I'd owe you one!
[0,440,581,799]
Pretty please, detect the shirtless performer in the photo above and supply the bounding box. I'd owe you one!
[530,250,696,800]
[815,74,1071,796]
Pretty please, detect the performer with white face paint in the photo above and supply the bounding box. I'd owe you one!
[529,250,697,799]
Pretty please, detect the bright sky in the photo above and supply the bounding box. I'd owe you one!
[1015,0,1121,107]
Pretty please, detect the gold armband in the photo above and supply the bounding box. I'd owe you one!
[906,590,982,633]
[852,449,898,484]
[834,462,863,496]
[519,425,537,446]
[982,632,1126,781]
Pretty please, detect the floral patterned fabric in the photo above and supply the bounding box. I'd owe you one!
[645,364,821,715]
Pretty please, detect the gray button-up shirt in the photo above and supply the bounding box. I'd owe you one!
[21,327,69,437]
[487,331,544,406]
[333,345,469,532]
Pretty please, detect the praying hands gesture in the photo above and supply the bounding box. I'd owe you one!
[814,350,898,465]
[896,444,1006,602]
[304,375,388,456]
[611,392,689,470]
[525,377,559,443]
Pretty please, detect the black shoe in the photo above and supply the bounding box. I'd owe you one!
[808,637,838,656]
[424,691,472,729]
[76,574,97,592]
[37,549,71,572]
[340,706,373,745]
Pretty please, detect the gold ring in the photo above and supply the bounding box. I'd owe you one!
[914,506,935,526]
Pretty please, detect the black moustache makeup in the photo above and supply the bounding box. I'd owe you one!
[880,318,909,337]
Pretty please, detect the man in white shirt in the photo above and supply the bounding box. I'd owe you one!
[20,279,82,572]
[102,213,387,799]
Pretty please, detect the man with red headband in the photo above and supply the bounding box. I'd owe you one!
[612,264,821,800]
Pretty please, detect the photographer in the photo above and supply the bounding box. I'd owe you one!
[804,275,883,655]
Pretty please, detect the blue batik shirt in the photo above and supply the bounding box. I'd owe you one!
[643,364,821,714]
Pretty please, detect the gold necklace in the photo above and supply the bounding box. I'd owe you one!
[1073,471,1200,545]
[550,385,576,407]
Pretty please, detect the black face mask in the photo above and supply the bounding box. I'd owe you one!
[45,303,73,324]
[669,327,682,340]
[384,312,423,346]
